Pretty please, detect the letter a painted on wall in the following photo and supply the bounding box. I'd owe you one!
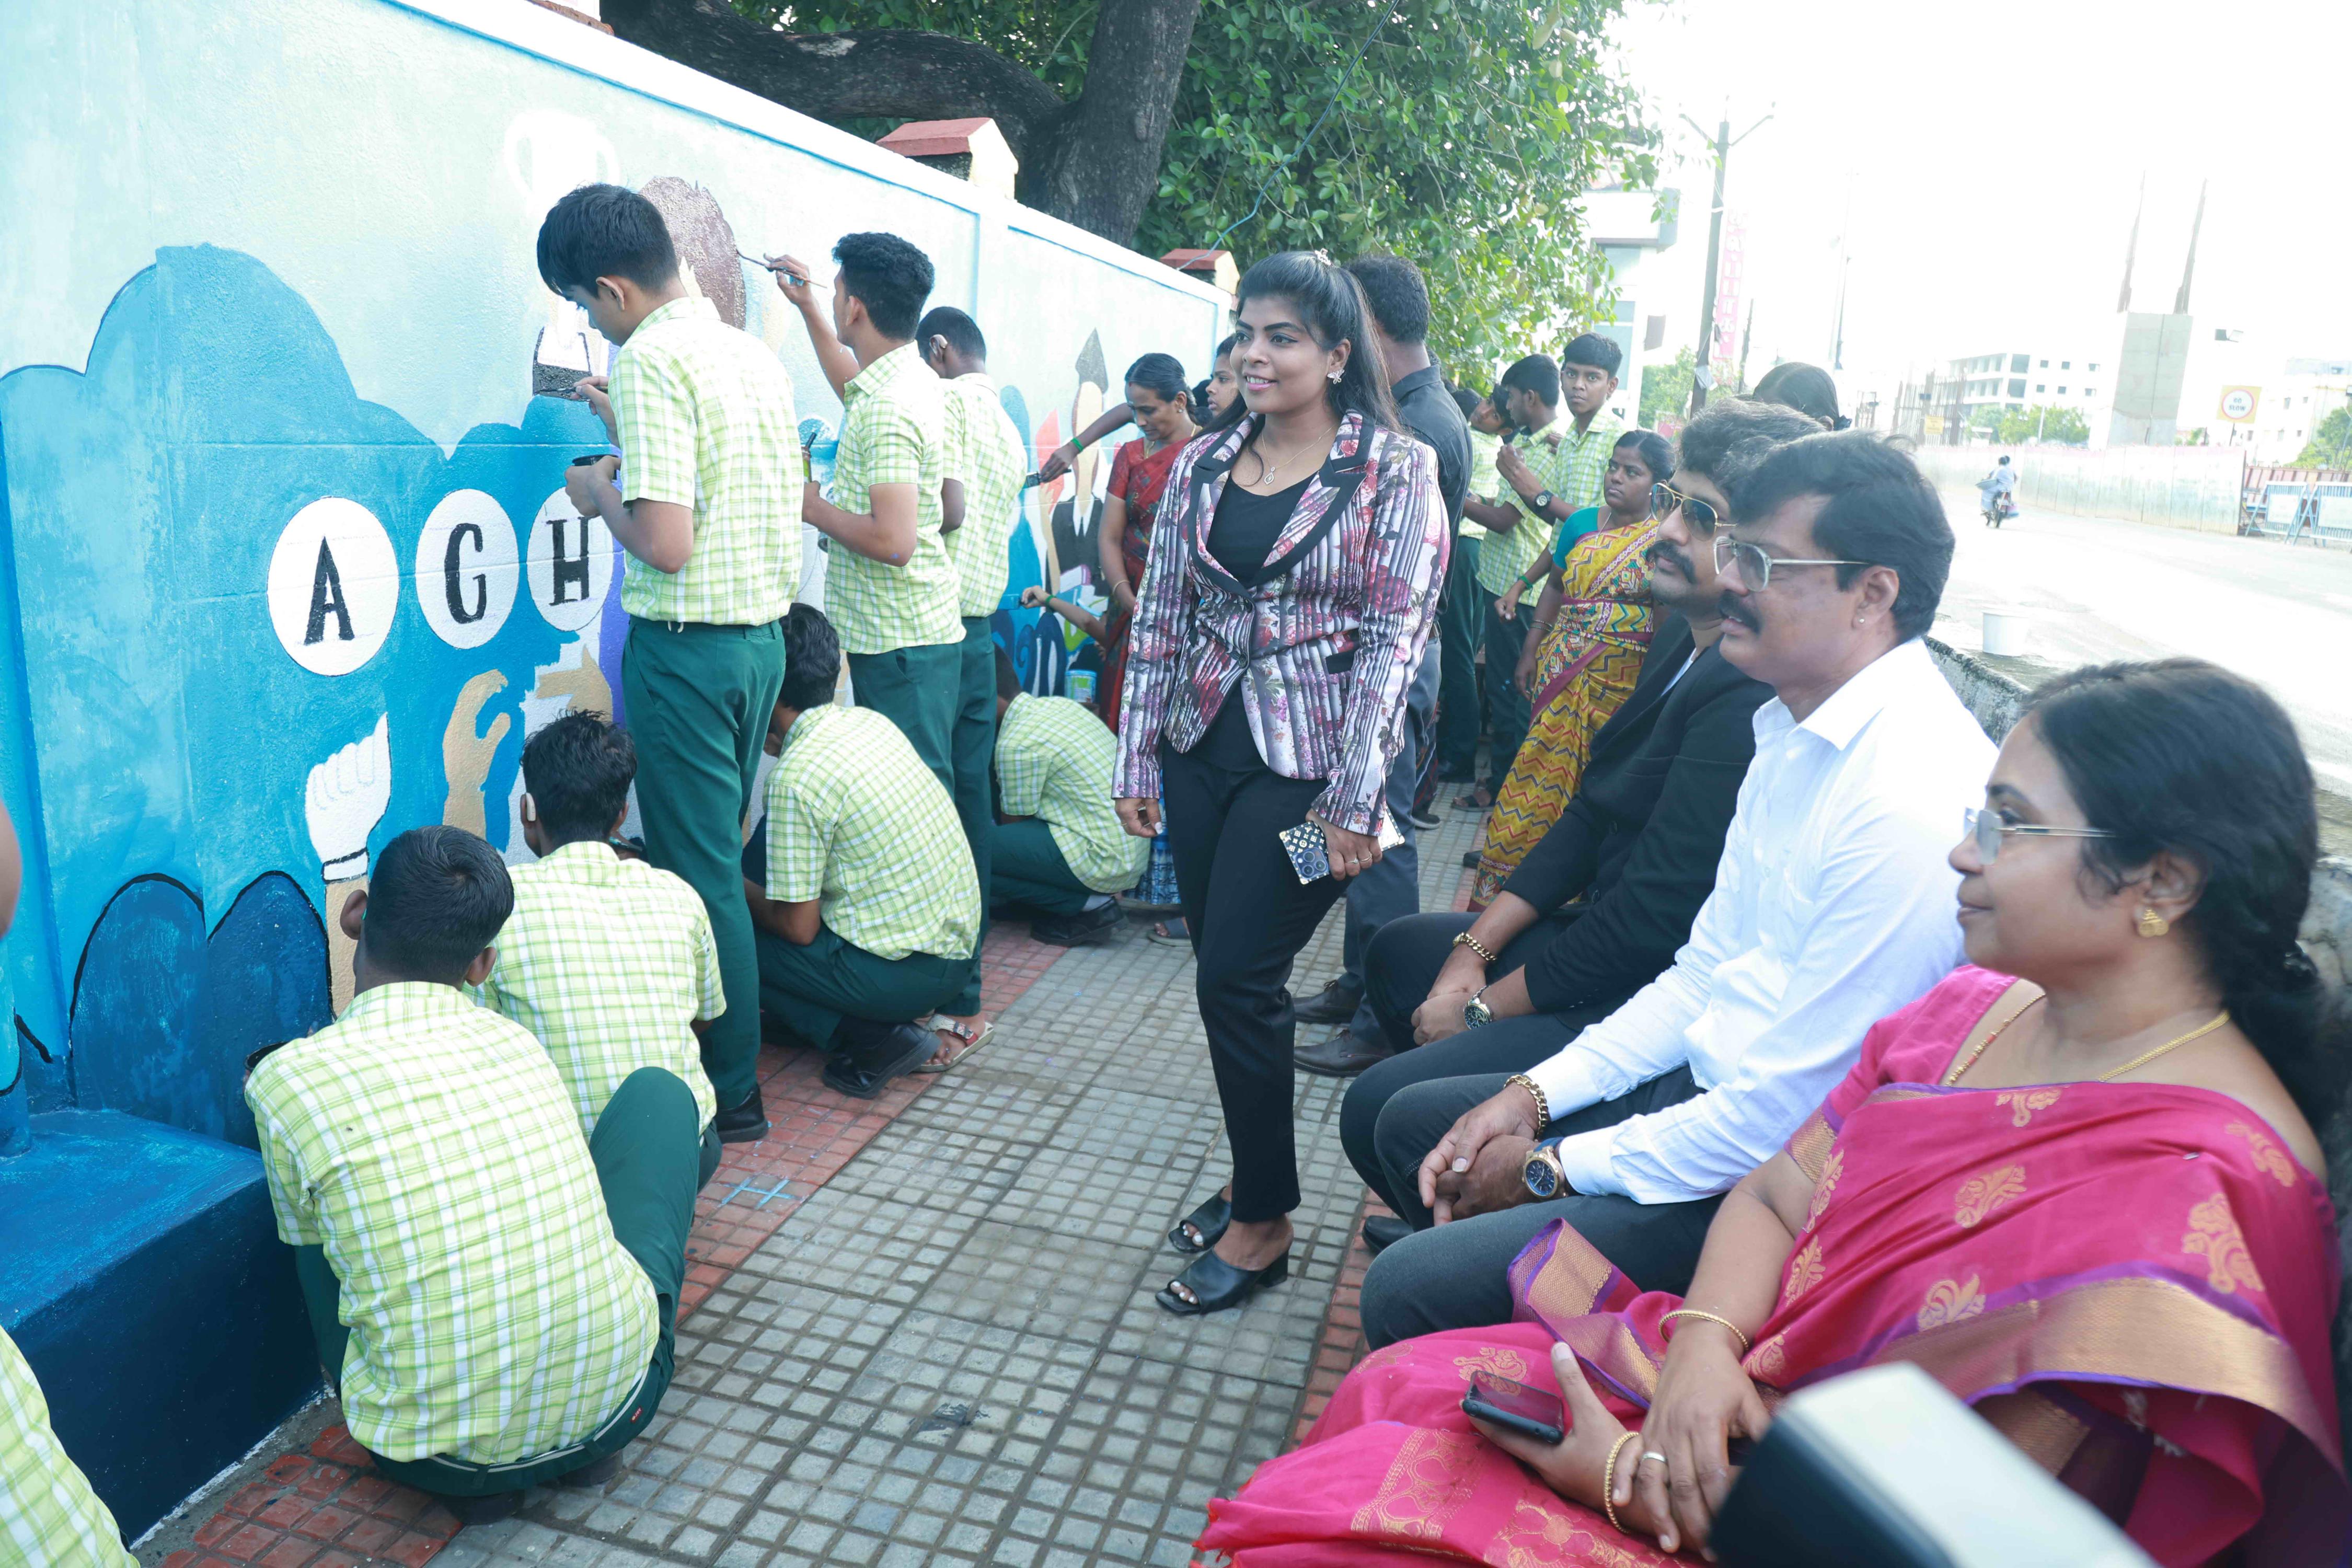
[415,489,520,649]
[268,498,398,675]
[527,486,613,633]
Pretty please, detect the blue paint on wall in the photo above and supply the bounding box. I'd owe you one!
[0,1109,316,1539]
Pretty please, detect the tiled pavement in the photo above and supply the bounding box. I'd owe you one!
[151,804,1485,1568]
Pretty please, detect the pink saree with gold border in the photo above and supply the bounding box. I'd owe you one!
[1196,968,2346,1567]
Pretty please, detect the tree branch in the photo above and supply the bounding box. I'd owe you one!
[603,0,1070,168]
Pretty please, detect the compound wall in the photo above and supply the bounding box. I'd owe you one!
[0,0,1224,1532]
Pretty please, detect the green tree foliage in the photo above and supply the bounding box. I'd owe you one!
[2293,408,2352,469]
[1994,403,2089,446]
[751,0,1654,370]
[1639,346,1694,427]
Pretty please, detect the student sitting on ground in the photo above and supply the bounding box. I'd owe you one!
[474,710,727,1186]
[990,648,1149,947]
[747,604,982,1097]
[246,826,700,1516]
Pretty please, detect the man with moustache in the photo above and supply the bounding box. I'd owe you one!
[1353,425,1993,1347]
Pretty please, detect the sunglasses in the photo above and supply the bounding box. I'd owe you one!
[1651,481,1720,533]
[1713,535,1872,592]
[1963,806,2114,863]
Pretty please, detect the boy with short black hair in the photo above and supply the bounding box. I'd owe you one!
[768,233,964,790]
[746,607,980,1100]
[989,649,1148,947]
[475,711,727,1186]
[248,826,700,1512]
[538,182,800,1146]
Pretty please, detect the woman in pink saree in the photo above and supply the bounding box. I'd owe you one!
[1199,659,2345,1566]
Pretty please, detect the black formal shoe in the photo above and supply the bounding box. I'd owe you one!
[1405,805,1442,831]
[1294,1030,1397,1078]
[1293,978,1364,1025]
[1155,1248,1290,1315]
[1032,900,1122,947]
[822,1022,937,1099]
[1461,849,1483,869]
[1361,1215,1413,1255]
[557,1453,625,1489]
[713,1085,769,1144]
[1168,1192,1231,1254]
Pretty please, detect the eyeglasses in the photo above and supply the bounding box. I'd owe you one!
[1963,806,2114,863]
[1713,534,1871,591]
[1651,481,1720,533]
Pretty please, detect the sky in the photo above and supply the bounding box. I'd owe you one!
[1601,0,2352,416]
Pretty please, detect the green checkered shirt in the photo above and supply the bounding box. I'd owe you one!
[610,296,802,625]
[247,983,658,1464]
[824,342,964,654]
[1556,409,1625,517]
[996,694,1150,894]
[1461,429,1501,540]
[472,841,724,1137]
[0,1327,134,1566]
[939,372,1030,617]
[1475,412,1622,596]
[764,702,979,961]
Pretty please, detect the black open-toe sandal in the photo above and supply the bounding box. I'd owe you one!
[1167,1193,1231,1254]
[1155,1249,1290,1316]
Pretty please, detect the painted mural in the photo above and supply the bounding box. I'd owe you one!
[0,0,1224,1161]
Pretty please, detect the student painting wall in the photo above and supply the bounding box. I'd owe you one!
[0,0,1221,1530]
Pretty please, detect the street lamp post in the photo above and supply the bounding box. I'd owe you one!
[1682,108,1772,415]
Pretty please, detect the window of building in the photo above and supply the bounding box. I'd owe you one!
[2084,387,2096,398]
[2087,362,2099,371]
[2039,359,2049,368]
[2057,386,2067,395]
[2008,379,2026,398]
[2060,360,2071,370]
[2036,384,2046,393]
[2011,354,2029,373]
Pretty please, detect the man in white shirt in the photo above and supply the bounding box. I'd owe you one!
[1359,431,1995,1347]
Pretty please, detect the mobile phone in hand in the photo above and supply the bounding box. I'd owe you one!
[1461,1372,1566,1445]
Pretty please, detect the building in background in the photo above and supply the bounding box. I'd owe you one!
[1578,186,1680,426]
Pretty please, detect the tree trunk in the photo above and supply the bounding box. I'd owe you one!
[1028,0,1205,246]
[601,0,1203,248]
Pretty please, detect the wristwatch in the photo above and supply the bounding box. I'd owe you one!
[1462,986,1494,1030]
[1523,1138,1567,1200]
[1531,489,1555,513]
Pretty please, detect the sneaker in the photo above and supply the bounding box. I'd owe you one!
[1032,900,1122,947]
[1293,978,1364,1025]
[1405,805,1442,831]
[822,1022,936,1100]
[713,1085,769,1144]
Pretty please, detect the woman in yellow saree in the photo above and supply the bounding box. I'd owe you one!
[1471,433,1673,908]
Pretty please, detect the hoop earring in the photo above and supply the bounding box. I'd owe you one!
[2136,907,2170,938]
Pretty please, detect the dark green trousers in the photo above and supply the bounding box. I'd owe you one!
[946,619,999,1014]
[754,923,969,1051]
[623,618,785,1110]
[1435,536,1488,777]
[846,641,960,792]
[295,1067,700,1496]
[990,818,1091,916]
[1484,601,1536,790]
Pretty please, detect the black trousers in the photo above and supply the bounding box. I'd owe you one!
[1356,1066,1723,1348]
[1161,736,1347,1224]
[1345,909,1629,1201]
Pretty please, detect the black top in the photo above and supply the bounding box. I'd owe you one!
[1207,472,1312,585]
[1501,615,1774,1016]
[1390,364,1472,527]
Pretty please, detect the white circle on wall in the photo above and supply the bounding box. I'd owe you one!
[415,490,520,649]
[268,498,398,676]
[527,487,615,632]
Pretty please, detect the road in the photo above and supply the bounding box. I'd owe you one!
[1929,489,2352,833]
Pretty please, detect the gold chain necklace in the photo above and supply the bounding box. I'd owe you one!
[1945,992,2232,1087]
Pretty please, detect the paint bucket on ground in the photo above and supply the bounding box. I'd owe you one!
[1981,610,2031,658]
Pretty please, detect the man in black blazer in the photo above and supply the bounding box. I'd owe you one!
[1340,399,1824,1252]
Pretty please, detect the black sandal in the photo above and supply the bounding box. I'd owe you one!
[1155,1249,1290,1316]
[1167,1193,1231,1254]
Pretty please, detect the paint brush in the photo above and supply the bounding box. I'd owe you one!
[740,253,829,292]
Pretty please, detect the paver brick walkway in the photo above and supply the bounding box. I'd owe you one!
[157,806,1483,1568]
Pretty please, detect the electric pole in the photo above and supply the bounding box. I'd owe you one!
[1683,107,1772,414]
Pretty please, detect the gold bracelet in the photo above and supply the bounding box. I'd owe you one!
[1659,1308,1751,1355]
[1505,1073,1550,1128]
[1452,930,1499,964]
[1601,1429,1640,1533]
